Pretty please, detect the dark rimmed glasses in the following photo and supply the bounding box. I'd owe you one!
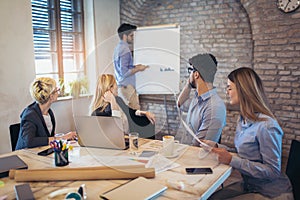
[187,67,196,74]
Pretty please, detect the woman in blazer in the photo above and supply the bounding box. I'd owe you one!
[89,74,155,138]
[15,77,77,150]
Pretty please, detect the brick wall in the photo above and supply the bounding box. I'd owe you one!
[241,0,300,167]
[120,0,300,168]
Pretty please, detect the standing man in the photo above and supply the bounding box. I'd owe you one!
[177,53,226,145]
[113,23,148,110]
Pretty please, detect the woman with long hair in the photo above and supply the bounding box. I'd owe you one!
[208,67,293,199]
[90,74,155,126]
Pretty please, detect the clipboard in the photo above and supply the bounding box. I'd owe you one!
[100,177,167,200]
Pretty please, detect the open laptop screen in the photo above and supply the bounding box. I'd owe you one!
[74,116,127,150]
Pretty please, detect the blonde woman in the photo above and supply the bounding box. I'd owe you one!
[90,74,155,122]
[15,77,77,150]
[208,67,293,200]
[90,74,155,137]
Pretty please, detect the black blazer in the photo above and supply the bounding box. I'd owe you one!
[15,102,55,150]
[91,97,155,139]
[116,97,155,139]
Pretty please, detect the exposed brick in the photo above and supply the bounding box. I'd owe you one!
[120,0,300,169]
[275,88,292,93]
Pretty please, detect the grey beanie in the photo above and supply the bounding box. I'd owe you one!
[189,53,217,83]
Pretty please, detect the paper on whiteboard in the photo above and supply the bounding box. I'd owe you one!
[180,119,212,151]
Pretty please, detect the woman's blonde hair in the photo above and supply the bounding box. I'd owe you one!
[90,74,116,114]
[30,77,57,104]
[228,67,275,121]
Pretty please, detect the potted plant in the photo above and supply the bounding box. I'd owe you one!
[69,77,89,98]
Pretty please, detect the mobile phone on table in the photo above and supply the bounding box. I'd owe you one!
[37,148,54,156]
[139,150,156,157]
[185,167,213,174]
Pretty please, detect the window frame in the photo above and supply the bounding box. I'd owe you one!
[31,0,86,97]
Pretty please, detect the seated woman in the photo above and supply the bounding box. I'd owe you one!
[208,67,293,200]
[90,74,155,138]
[15,77,77,150]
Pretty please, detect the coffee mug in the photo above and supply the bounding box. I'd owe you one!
[162,135,179,157]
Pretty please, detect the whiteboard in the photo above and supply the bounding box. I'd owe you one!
[134,24,180,94]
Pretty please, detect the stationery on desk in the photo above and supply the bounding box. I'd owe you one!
[0,139,232,199]
[100,176,167,200]
[14,183,35,200]
[0,155,28,178]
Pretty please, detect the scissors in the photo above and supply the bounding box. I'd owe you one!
[50,140,61,151]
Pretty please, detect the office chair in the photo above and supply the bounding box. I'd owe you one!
[286,139,300,200]
[116,97,155,139]
[9,123,20,151]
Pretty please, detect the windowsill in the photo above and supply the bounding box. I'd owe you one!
[57,93,93,102]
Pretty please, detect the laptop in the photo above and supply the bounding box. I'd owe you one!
[0,155,28,178]
[74,116,127,150]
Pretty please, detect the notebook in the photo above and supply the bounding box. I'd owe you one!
[100,177,167,200]
[74,116,127,150]
[14,183,35,200]
[0,155,28,178]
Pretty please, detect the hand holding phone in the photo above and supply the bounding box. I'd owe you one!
[185,167,213,174]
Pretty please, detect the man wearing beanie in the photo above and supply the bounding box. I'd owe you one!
[177,53,226,145]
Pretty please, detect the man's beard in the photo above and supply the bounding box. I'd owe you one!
[189,79,196,89]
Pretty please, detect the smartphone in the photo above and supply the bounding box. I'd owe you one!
[185,167,213,174]
[37,148,54,156]
[139,150,156,157]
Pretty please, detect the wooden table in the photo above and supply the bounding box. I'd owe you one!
[0,139,231,200]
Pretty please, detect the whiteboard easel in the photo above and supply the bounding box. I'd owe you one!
[134,24,180,95]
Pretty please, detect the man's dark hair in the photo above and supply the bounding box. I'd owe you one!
[117,23,137,39]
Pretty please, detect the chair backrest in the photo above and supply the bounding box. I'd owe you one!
[286,139,300,200]
[9,123,20,151]
[116,97,155,139]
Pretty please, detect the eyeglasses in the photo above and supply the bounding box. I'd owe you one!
[187,67,196,74]
[52,87,60,95]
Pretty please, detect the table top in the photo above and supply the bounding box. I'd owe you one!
[0,139,231,200]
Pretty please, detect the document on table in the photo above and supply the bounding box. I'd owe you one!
[70,156,146,167]
[146,154,180,174]
[100,177,167,200]
[181,119,213,151]
[141,140,188,154]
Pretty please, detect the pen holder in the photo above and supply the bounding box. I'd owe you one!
[54,150,69,167]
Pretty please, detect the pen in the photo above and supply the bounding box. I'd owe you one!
[62,143,67,151]
[59,140,63,150]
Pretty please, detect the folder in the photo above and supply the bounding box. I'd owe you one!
[0,155,28,178]
[100,176,167,200]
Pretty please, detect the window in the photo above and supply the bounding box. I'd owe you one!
[31,0,86,96]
